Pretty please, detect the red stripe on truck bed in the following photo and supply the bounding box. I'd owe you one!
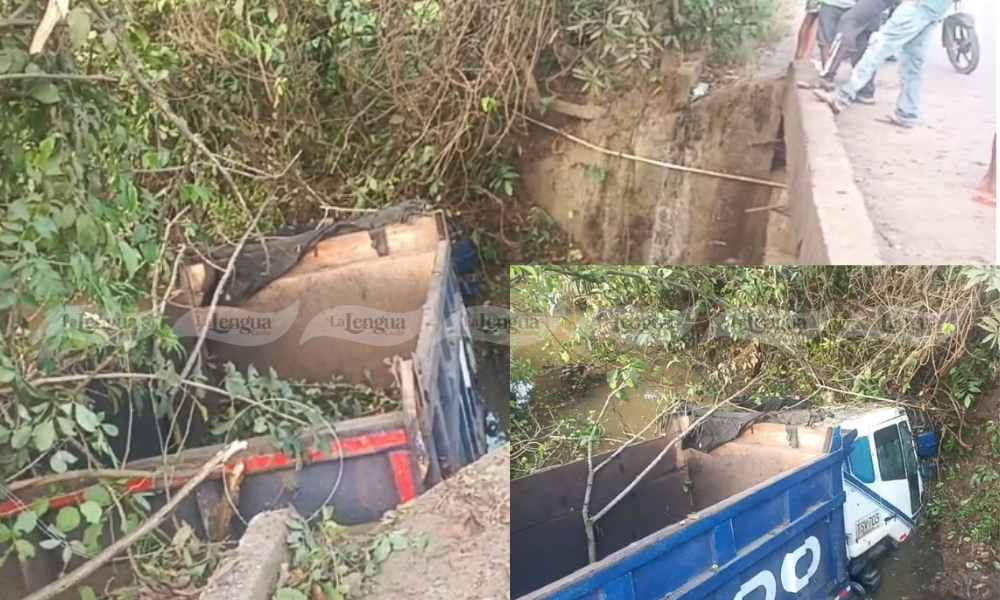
[388,450,417,503]
[0,428,410,518]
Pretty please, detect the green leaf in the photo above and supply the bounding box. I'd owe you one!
[0,365,15,384]
[82,523,102,549]
[56,507,81,533]
[372,535,392,562]
[388,530,409,550]
[79,500,102,525]
[10,426,31,449]
[68,8,92,49]
[14,539,35,561]
[39,538,61,550]
[13,511,37,534]
[31,498,49,517]
[75,403,100,432]
[32,420,56,451]
[57,416,76,436]
[0,524,11,543]
[30,82,61,105]
[50,450,77,474]
[76,214,99,249]
[54,205,77,229]
[84,484,112,507]
[274,589,307,600]
[118,239,141,277]
[79,586,98,600]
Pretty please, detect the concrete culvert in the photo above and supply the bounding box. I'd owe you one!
[520,55,798,265]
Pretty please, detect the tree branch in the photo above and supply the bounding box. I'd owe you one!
[0,73,117,82]
[589,376,760,525]
[22,440,247,600]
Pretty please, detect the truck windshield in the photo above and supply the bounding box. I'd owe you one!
[874,425,906,481]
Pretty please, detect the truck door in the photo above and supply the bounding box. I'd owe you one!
[871,421,921,518]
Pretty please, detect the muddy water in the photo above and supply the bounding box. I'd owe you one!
[513,316,688,453]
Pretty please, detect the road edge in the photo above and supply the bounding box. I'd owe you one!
[784,60,884,264]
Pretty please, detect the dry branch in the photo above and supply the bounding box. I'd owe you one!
[581,376,761,563]
[522,114,787,189]
[22,440,247,600]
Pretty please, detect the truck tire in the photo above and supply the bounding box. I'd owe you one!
[859,566,881,594]
[848,581,871,600]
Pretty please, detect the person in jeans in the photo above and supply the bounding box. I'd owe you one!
[814,0,950,127]
[818,0,898,103]
[795,0,823,61]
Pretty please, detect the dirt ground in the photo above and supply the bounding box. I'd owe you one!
[829,1,996,264]
[364,447,510,600]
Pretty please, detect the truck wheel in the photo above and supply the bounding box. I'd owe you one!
[859,566,881,594]
[848,581,871,600]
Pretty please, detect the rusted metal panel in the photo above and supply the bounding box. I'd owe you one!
[510,437,693,597]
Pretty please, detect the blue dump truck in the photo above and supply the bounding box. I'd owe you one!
[512,407,926,600]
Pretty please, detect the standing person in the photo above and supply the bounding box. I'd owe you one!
[818,0,897,103]
[973,134,996,207]
[816,0,856,67]
[813,0,950,128]
[795,0,822,61]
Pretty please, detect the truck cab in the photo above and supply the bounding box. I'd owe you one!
[839,407,923,593]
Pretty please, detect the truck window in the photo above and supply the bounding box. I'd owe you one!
[874,425,906,481]
[898,421,918,476]
[848,436,876,483]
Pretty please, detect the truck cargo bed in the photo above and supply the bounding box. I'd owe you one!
[513,420,850,600]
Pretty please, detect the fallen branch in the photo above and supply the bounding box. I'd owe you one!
[521,114,787,189]
[582,376,760,562]
[28,0,68,55]
[22,440,247,600]
[7,468,157,494]
[20,371,308,427]
[0,73,117,82]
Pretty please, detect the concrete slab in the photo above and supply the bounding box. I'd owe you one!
[199,509,295,600]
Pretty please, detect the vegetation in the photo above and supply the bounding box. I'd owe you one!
[510,266,1000,479]
[1,0,787,595]
[275,509,427,600]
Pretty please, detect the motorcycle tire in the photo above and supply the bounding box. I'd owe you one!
[943,16,980,75]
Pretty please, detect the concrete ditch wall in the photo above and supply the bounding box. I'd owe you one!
[783,61,883,264]
[519,53,785,265]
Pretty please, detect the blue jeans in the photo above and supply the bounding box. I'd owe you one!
[835,1,944,125]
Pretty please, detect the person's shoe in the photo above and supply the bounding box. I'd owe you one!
[818,78,836,91]
[855,94,876,105]
[812,89,845,114]
[879,113,915,128]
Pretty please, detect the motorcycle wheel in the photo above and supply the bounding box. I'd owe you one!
[944,18,980,74]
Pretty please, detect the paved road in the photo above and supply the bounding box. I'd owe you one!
[832,0,996,264]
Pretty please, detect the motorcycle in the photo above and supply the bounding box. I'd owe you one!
[877,0,979,74]
[941,0,979,74]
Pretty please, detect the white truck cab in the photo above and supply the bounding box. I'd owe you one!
[840,407,923,558]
